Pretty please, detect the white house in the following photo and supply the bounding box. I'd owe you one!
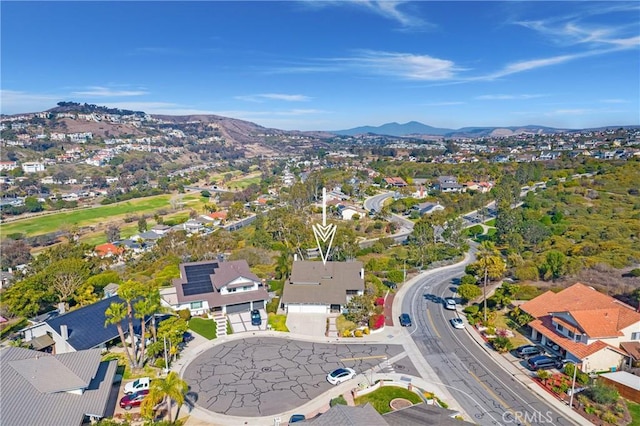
[520,283,640,373]
[22,161,46,173]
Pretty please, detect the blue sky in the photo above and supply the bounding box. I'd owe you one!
[1,1,638,131]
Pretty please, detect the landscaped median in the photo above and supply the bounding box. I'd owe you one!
[351,379,448,414]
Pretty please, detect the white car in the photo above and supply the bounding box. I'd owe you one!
[124,377,151,395]
[450,318,465,329]
[444,298,457,310]
[326,367,356,385]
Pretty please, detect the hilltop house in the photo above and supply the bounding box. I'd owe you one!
[435,176,463,193]
[280,260,365,314]
[519,282,640,373]
[160,259,268,315]
[413,201,445,216]
[0,347,118,426]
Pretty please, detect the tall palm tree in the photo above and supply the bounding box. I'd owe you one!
[104,302,135,368]
[477,241,498,323]
[133,288,161,367]
[141,371,188,422]
[119,280,142,365]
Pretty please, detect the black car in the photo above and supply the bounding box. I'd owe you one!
[251,309,262,326]
[399,313,412,327]
[182,332,194,343]
[527,355,563,371]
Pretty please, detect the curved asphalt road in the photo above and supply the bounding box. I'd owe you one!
[401,250,578,426]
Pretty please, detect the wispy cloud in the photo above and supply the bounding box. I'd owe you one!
[235,93,312,103]
[1,90,62,114]
[476,94,548,100]
[343,49,461,80]
[423,101,465,106]
[71,86,148,97]
[600,98,630,104]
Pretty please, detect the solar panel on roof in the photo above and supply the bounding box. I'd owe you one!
[182,263,218,296]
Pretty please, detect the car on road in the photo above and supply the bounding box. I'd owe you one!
[182,331,195,343]
[327,367,356,385]
[515,344,544,358]
[527,355,563,371]
[289,414,306,423]
[119,389,149,410]
[444,298,457,310]
[450,318,465,329]
[251,309,262,326]
[399,313,412,327]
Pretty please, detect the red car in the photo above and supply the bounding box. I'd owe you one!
[119,389,149,410]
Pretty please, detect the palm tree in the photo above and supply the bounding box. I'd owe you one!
[141,371,188,422]
[119,280,142,366]
[477,241,498,323]
[105,302,135,368]
[133,288,161,367]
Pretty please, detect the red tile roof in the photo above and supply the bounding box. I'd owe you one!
[94,243,124,257]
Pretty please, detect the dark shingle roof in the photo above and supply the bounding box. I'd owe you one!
[306,403,387,426]
[281,261,364,305]
[46,296,141,351]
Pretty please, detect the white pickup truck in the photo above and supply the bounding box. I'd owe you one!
[123,377,151,395]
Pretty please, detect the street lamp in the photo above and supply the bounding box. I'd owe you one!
[567,360,579,409]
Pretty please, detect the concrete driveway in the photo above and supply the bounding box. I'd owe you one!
[285,313,328,336]
[228,308,267,333]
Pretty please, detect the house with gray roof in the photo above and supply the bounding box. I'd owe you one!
[161,259,268,315]
[281,260,365,314]
[20,295,143,354]
[0,347,118,426]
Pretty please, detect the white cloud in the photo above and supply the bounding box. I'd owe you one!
[303,0,430,29]
[0,90,61,114]
[346,49,460,80]
[476,94,548,100]
[600,99,629,104]
[235,93,312,103]
[71,86,148,97]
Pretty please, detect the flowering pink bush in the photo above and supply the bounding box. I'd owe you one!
[375,297,385,307]
[369,314,385,330]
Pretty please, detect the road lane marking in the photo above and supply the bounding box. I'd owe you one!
[468,370,531,426]
[426,309,441,339]
[340,355,387,362]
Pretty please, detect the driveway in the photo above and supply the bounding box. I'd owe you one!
[285,313,328,336]
[228,308,267,333]
[182,336,410,417]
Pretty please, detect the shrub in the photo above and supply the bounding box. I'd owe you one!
[386,270,404,283]
[154,358,167,369]
[375,297,385,306]
[342,330,353,337]
[564,363,590,386]
[266,297,279,314]
[354,329,363,337]
[537,370,550,381]
[458,283,482,302]
[628,268,640,277]
[337,316,357,334]
[586,382,619,405]
[363,327,370,335]
[600,411,619,424]
[460,274,477,285]
[369,314,385,330]
[177,309,191,321]
[491,336,513,353]
[330,395,348,407]
[463,305,480,315]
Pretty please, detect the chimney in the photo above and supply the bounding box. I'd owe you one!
[58,302,66,314]
[60,324,69,340]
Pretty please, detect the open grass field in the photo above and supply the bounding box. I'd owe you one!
[1,195,173,237]
[227,172,262,189]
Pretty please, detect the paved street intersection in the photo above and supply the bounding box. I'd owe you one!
[182,336,414,417]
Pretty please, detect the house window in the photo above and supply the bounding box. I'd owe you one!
[556,323,565,332]
[346,290,359,295]
[632,332,640,340]
[190,301,203,310]
[568,330,574,339]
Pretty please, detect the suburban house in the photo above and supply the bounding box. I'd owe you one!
[94,242,124,258]
[519,282,640,373]
[413,201,445,216]
[435,176,463,193]
[337,204,363,220]
[384,177,408,187]
[280,260,365,314]
[19,296,143,354]
[0,347,118,426]
[160,259,268,315]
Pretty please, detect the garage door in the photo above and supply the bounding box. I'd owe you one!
[287,304,327,314]
[226,302,251,314]
[253,300,264,309]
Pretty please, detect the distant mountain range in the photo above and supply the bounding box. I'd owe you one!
[332,121,574,138]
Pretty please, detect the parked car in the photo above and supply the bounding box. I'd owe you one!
[124,377,151,395]
[326,367,356,385]
[119,389,149,410]
[444,298,457,310]
[399,313,412,327]
[251,309,262,326]
[515,344,544,358]
[182,331,195,343]
[527,355,563,371]
[289,414,306,423]
[450,318,465,329]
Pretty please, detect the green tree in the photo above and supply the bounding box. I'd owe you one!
[141,371,188,422]
[458,283,482,302]
[105,302,135,368]
[477,241,505,322]
[138,217,148,233]
[541,250,566,281]
[134,287,162,367]
[48,258,91,309]
[344,294,374,325]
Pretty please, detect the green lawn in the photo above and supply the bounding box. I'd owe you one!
[485,218,496,226]
[268,313,289,332]
[354,385,423,414]
[628,400,640,426]
[188,317,217,340]
[228,173,262,189]
[1,195,173,237]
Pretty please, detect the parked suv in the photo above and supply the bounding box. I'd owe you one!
[527,355,562,371]
[515,345,544,358]
[251,309,262,326]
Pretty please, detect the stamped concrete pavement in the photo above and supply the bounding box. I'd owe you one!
[182,336,413,418]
